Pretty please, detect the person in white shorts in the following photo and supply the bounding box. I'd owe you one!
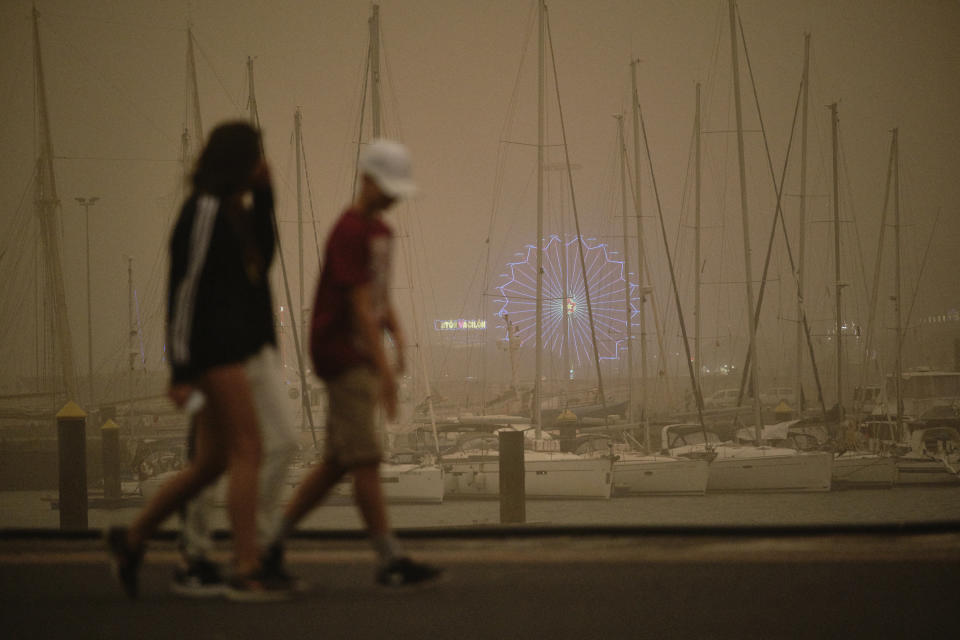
[173,345,298,597]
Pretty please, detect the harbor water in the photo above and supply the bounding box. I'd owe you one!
[3,486,960,531]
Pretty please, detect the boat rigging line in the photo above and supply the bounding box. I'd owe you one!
[729,12,827,417]
[637,104,707,437]
[544,4,607,415]
[248,59,319,449]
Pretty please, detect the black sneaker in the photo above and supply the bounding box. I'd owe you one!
[225,570,293,602]
[260,543,307,592]
[376,557,443,588]
[104,526,143,599]
[170,558,225,598]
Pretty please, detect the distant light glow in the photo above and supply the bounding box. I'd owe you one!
[435,319,487,331]
[495,235,640,366]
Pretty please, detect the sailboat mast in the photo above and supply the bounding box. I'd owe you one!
[247,57,259,126]
[795,34,810,412]
[893,128,903,436]
[630,59,649,444]
[545,7,607,416]
[860,133,895,416]
[249,61,317,447]
[127,258,136,372]
[179,127,192,194]
[295,108,304,351]
[694,82,702,394]
[365,5,437,446]
[830,102,843,416]
[181,26,203,195]
[186,27,203,143]
[616,114,633,423]
[534,0,545,437]
[638,103,707,435]
[728,0,765,438]
[127,257,136,417]
[294,107,309,429]
[561,210,570,387]
[32,6,78,403]
[370,5,381,139]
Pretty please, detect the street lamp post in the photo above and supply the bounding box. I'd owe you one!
[76,196,99,405]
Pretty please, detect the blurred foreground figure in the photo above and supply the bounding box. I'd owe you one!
[268,139,441,587]
[106,121,297,601]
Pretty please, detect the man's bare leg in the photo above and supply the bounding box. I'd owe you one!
[278,461,346,537]
[352,463,389,535]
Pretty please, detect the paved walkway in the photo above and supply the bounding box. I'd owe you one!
[2,527,958,639]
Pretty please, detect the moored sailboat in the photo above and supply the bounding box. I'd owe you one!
[662,424,832,492]
[574,434,709,496]
[893,426,960,486]
[859,419,960,486]
[440,430,613,499]
[831,452,896,489]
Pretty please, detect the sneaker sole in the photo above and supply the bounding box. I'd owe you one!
[169,582,227,598]
[224,587,292,603]
[377,570,448,591]
[289,578,310,594]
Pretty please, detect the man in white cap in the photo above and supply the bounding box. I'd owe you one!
[263,139,441,587]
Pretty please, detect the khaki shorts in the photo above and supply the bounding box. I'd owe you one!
[323,366,383,469]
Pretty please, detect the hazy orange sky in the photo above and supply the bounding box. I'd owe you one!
[1,0,958,389]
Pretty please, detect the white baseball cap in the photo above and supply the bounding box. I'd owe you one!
[359,139,417,199]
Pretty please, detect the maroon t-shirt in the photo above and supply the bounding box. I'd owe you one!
[310,207,392,380]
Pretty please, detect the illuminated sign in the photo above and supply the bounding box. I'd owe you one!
[434,319,487,331]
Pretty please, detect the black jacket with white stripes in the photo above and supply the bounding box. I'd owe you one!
[166,185,277,384]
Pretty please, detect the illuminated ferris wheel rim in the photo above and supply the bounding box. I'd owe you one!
[495,234,640,363]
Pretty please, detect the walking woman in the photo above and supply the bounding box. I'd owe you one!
[106,121,296,601]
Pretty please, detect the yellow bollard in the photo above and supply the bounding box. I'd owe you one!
[56,401,88,530]
[774,400,795,422]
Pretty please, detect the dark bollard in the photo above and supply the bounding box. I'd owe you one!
[56,401,88,530]
[101,419,121,501]
[499,430,525,524]
[555,409,578,452]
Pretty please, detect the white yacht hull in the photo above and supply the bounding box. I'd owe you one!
[443,454,613,499]
[141,463,445,505]
[831,453,896,489]
[894,458,960,486]
[612,456,709,496]
[705,450,833,493]
[328,463,445,504]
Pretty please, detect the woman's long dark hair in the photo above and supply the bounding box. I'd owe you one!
[192,121,262,196]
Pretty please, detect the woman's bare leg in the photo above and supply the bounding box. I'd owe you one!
[127,407,226,549]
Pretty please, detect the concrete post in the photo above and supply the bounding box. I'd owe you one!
[101,419,121,501]
[499,430,525,524]
[56,401,88,530]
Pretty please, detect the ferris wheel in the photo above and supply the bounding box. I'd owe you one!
[495,235,640,368]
